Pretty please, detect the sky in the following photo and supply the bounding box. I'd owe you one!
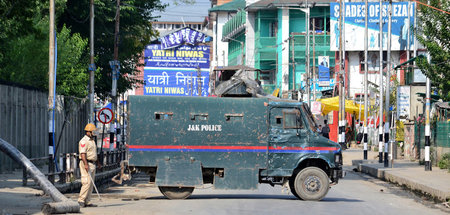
[152,0,211,22]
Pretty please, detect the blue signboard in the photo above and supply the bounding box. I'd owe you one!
[330,2,415,51]
[318,65,330,84]
[143,69,209,96]
[145,44,210,69]
[160,27,207,49]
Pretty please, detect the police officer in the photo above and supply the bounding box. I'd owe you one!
[78,123,100,207]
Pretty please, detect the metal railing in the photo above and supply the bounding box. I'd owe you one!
[222,10,246,38]
[23,150,127,186]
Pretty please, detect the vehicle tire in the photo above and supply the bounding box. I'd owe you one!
[293,167,330,201]
[158,186,194,199]
[289,177,301,199]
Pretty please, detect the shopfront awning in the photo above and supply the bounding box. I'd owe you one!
[318,96,365,120]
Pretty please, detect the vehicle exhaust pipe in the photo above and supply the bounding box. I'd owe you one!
[0,137,80,214]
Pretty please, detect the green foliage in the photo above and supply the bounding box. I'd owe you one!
[55,25,90,97]
[416,0,450,100]
[438,153,450,170]
[0,0,90,97]
[0,0,167,99]
[60,0,166,99]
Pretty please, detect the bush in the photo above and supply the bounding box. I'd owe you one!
[438,153,450,170]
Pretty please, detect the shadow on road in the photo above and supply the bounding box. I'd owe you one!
[146,194,296,200]
[144,194,363,203]
[321,197,364,202]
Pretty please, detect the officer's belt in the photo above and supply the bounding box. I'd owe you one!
[87,160,96,163]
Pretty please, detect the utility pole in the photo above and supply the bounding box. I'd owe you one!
[48,0,56,182]
[197,67,202,96]
[425,54,432,171]
[110,0,120,150]
[384,0,392,167]
[363,0,369,160]
[341,0,346,148]
[338,0,344,150]
[378,0,384,163]
[407,0,411,62]
[305,5,310,106]
[291,32,296,91]
[312,19,316,101]
[413,1,417,60]
[89,0,95,124]
[424,0,431,171]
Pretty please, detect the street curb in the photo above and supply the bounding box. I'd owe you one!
[353,160,450,202]
[383,171,450,202]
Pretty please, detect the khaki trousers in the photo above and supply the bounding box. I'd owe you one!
[78,161,96,204]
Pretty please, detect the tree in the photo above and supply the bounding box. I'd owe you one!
[0,0,90,97]
[59,0,166,99]
[416,0,450,100]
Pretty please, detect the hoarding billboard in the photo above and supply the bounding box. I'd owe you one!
[144,44,210,69]
[144,44,210,96]
[330,2,415,51]
[143,69,209,96]
[397,85,411,119]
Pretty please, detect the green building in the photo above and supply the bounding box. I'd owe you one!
[217,0,334,98]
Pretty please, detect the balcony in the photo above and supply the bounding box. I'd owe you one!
[222,10,246,40]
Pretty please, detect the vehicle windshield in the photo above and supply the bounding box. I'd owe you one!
[301,103,318,131]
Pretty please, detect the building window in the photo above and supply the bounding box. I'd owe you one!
[269,21,278,37]
[310,17,330,33]
[359,51,387,74]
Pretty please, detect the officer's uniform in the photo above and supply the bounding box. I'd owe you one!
[78,135,98,205]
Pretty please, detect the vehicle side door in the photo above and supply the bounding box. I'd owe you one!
[267,107,308,176]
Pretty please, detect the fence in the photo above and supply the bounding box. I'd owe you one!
[414,121,450,148]
[413,121,450,163]
[22,150,127,185]
[0,83,89,173]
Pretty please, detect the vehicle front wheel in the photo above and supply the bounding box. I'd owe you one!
[158,186,194,199]
[292,167,330,201]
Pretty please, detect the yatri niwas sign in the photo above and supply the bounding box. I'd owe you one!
[160,27,207,50]
[144,44,210,97]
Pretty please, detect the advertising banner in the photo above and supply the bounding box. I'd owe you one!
[330,2,415,51]
[143,69,210,96]
[318,65,330,87]
[159,27,207,49]
[397,86,411,119]
[145,44,210,69]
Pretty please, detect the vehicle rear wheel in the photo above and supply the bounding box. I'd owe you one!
[158,186,194,199]
[293,167,329,201]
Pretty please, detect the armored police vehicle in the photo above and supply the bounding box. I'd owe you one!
[127,96,343,200]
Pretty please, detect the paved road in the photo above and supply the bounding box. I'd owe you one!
[1,149,447,214]
[70,167,446,215]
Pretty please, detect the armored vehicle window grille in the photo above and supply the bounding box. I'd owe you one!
[190,113,208,121]
[155,112,173,120]
[282,109,303,129]
[225,113,244,122]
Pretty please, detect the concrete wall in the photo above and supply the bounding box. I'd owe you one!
[0,84,89,173]
[348,51,401,99]
[212,13,231,68]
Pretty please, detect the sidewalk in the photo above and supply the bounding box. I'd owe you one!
[0,167,120,215]
[343,148,450,203]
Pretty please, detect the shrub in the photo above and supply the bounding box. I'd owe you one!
[438,153,450,170]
